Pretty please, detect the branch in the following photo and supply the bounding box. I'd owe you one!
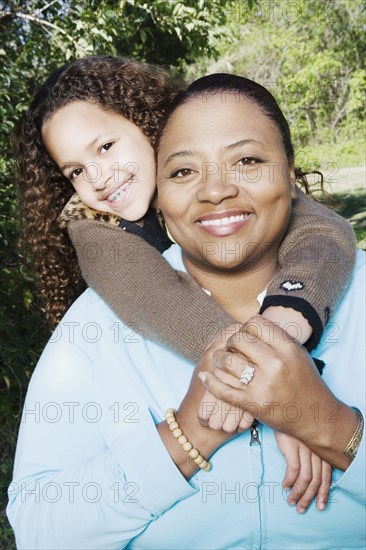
[37,0,60,15]
[0,10,88,55]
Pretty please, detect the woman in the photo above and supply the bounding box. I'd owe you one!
[7,74,365,549]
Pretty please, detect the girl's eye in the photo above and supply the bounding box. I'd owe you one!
[101,142,113,153]
[170,168,194,178]
[237,157,261,166]
[70,168,83,180]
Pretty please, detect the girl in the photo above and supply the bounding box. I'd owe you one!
[14,56,356,512]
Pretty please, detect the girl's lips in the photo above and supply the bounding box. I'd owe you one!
[195,210,253,237]
[104,176,133,206]
[102,175,133,202]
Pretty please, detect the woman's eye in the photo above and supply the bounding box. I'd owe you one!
[237,157,261,166]
[70,168,83,180]
[101,142,113,153]
[170,168,194,178]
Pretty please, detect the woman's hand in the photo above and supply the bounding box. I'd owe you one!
[197,315,359,470]
[199,386,254,433]
[157,326,241,479]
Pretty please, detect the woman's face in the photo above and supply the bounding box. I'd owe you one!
[157,93,296,273]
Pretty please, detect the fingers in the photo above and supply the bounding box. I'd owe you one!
[198,371,246,410]
[213,349,253,380]
[295,451,322,513]
[200,370,246,433]
[213,339,277,381]
[286,444,313,508]
[282,450,301,492]
[277,434,327,514]
[316,461,332,511]
[226,314,296,355]
[198,388,244,434]
[222,405,245,433]
[198,390,221,424]
[286,451,331,514]
[238,412,255,432]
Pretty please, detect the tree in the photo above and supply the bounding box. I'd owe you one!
[187,0,366,148]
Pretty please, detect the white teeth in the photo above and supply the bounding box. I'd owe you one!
[200,214,248,226]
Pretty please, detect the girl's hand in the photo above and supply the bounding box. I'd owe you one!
[199,388,254,433]
[275,431,332,513]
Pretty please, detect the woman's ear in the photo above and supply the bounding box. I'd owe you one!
[288,162,297,199]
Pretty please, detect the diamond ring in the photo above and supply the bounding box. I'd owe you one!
[240,363,255,385]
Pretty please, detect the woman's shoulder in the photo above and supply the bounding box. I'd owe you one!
[316,248,365,405]
[354,248,365,271]
[342,246,364,309]
[323,248,364,327]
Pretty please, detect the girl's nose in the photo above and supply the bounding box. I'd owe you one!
[85,162,109,190]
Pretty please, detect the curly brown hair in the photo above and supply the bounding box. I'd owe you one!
[14,55,182,326]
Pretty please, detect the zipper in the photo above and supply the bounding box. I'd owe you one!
[250,420,261,446]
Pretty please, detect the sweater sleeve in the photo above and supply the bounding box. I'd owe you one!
[261,188,356,351]
[67,217,234,364]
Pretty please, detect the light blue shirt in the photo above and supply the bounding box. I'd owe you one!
[7,248,366,549]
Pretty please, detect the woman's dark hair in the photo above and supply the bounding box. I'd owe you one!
[156,73,322,193]
[14,55,182,326]
[157,73,294,162]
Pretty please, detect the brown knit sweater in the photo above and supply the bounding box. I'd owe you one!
[60,189,356,362]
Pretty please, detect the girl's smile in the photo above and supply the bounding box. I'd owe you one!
[102,175,134,208]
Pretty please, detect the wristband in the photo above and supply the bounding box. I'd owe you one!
[165,409,212,472]
[343,408,364,461]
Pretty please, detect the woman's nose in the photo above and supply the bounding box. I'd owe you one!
[196,164,239,204]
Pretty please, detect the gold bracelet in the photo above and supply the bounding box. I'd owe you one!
[165,409,212,472]
[343,408,364,461]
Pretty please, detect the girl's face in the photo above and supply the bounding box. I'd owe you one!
[42,101,156,221]
[157,94,296,273]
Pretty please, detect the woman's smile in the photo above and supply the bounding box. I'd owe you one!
[194,209,254,237]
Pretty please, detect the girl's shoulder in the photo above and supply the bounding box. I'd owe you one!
[58,193,121,228]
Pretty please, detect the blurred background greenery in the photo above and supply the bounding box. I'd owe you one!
[0,0,365,546]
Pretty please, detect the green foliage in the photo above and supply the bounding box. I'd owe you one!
[298,137,366,175]
[186,0,366,148]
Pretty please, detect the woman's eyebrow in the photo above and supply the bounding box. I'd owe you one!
[225,139,262,150]
[163,139,263,168]
[163,149,198,168]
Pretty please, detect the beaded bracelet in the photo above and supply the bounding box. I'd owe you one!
[343,407,364,461]
[165,409,212,472]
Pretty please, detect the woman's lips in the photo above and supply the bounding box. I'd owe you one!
[195,210,253,237]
